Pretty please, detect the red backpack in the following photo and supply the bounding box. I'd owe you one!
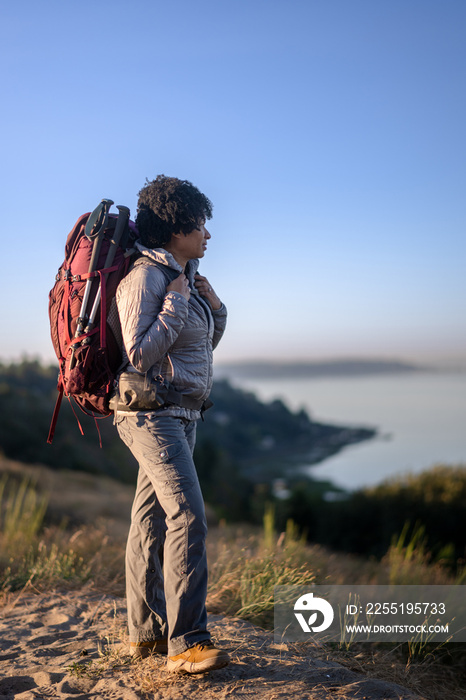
[47,199,139,443]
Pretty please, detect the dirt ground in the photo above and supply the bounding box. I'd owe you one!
[0,588,424,700]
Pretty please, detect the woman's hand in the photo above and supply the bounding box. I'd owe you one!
[194,274,222,310]
[167,273,190,301]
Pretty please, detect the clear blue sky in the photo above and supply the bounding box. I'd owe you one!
[1,0,465,366]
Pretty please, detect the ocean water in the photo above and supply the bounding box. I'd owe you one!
[214,369,466,491]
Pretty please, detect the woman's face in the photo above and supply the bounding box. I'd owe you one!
[173,220,211,261]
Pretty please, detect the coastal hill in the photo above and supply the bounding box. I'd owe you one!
[0,360,375,489]
[215,358,428,379]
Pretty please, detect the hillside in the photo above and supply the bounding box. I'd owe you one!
[0,359,374,491]
[0,456,464,700]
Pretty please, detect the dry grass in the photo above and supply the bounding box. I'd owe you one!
[0,459,127,596]
[203,512,465,700]
[1,457,465,699]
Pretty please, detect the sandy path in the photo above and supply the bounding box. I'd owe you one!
[0,588,424,700]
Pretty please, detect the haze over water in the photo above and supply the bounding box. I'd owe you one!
[215,368,466,491]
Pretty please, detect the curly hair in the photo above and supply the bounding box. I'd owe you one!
[136,175,213,248]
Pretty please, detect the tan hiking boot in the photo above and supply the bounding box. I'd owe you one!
[130,638,168,658]
[166,641,229,673]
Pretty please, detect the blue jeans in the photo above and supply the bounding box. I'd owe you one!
[116,413,210,656]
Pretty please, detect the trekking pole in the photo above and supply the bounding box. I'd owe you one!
[83,205,130,341]
[69,199,114,370]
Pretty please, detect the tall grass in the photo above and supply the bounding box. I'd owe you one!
[207,505,316,627]
[206,502,462,633]
[0,474,48,543]
[382,520,460,586]
[0,476,124,593]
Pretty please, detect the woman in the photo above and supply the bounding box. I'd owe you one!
[113,175,229,673]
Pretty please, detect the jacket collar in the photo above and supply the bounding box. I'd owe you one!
[135,242,200,282]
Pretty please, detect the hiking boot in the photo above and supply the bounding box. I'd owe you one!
[130,638,168,658]
[166,641,229,673]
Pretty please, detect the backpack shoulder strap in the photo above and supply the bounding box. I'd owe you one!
[132,255,180,284]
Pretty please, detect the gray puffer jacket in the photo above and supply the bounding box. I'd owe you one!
[114,243,227,420]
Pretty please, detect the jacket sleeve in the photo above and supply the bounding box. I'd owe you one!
[116,265,189,374]
[211,302,228,350]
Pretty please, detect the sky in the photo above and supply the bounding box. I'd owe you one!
[1,0,465,367]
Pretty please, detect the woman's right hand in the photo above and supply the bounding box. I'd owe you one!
[167,273,190,301]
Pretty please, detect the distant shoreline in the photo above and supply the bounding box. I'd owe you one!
[214,358,443,380]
